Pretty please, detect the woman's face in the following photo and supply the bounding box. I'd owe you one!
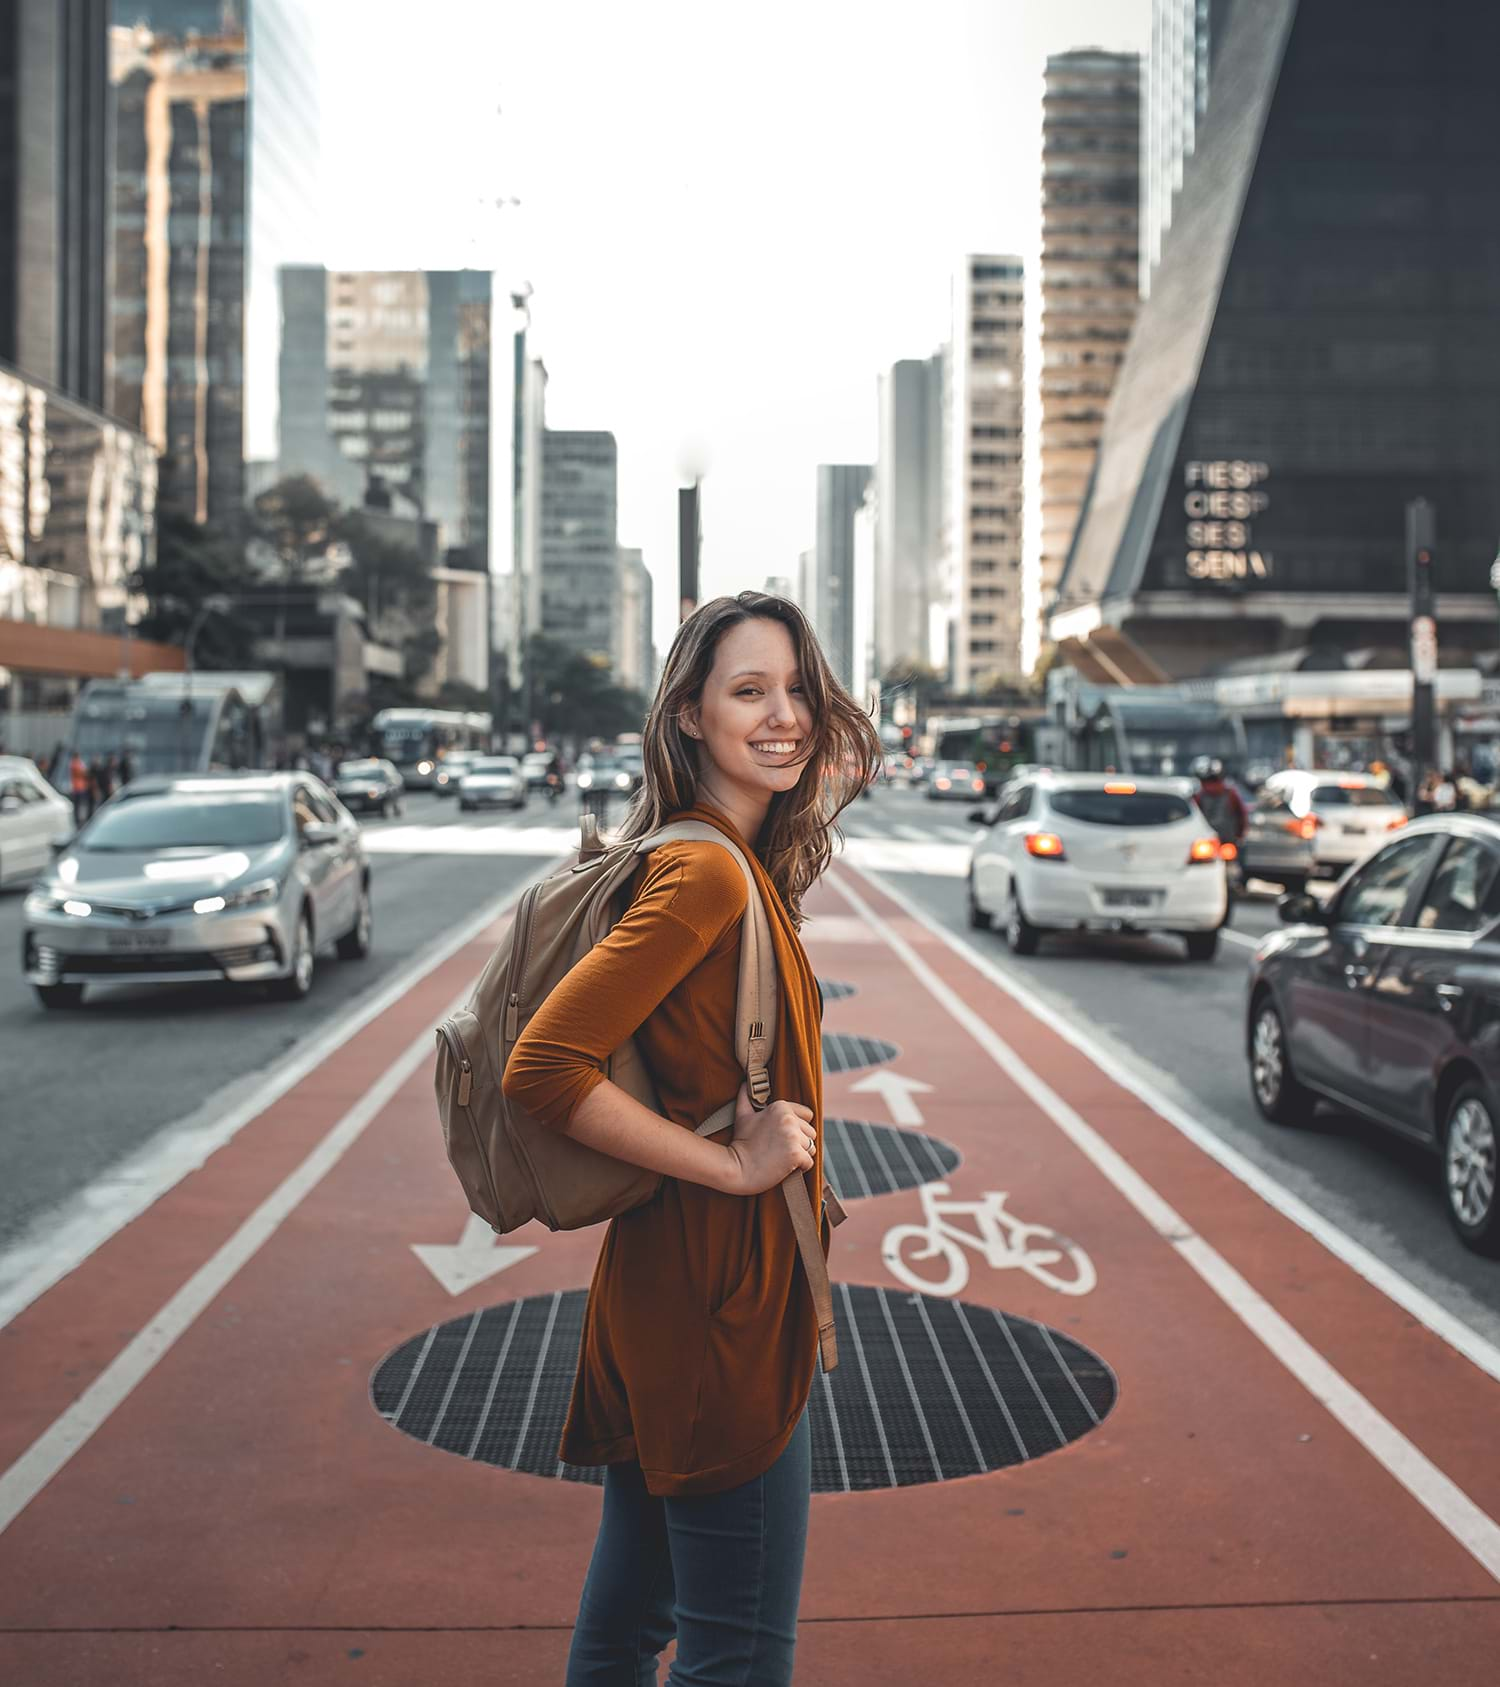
[689,618,815,804]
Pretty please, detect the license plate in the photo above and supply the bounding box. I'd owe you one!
[1101,888,1160,909]
[105,930,172,952]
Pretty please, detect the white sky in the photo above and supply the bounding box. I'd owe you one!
[269,0,1149,661]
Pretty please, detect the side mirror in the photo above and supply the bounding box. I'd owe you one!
[1278,891,1322,925]
[0,796,19,815]
[300,821,340,849]
[968,807,992,826]
[50,834,75,856]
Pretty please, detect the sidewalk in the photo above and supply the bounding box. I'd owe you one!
[1,862,1498,1685]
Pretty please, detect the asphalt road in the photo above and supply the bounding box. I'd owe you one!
[2,776,1495,1348]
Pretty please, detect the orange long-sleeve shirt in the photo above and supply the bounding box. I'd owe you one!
[501,803,826,1496]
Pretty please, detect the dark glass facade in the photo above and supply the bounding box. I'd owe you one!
[1054,0,1500,680]
[541,431,618,665]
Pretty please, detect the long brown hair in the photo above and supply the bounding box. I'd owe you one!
[614,592,883,927]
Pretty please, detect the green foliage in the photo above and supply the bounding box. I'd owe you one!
[135,501,258,670]
[251,475,338,582]
[527,634,648,743]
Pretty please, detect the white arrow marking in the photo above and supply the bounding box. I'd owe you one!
[849,1070,933,1127]
[411,1214,538,1296]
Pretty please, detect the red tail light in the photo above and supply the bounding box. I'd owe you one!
[1386,815,1408,830]
[1219,840,1238,861]
[1284,815,1318,841]
[1025,831,1066,859]
[1188,836,1221,863]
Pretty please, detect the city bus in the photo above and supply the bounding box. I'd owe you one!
[57,672,281,784]
[371,707,493,789]
[925,712,1046,794]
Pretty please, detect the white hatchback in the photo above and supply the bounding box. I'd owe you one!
[0,756,75,888]
[967,772,1229,961]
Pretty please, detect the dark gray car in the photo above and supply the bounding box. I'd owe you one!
[22,772,371,1010]
[1246,814,1500,1255]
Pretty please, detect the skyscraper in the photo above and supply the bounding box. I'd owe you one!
[814,464,872,690]
[276,267,493,563]
[1142,0,1235,294]
[108,5,248,524]
[874,354,944,677]
[1051,0,1500,682]
[1039,51,1140,658]
[0,0,111,408]
[946,256,1024,692]
[616,547,654,697]
[540,430,618,665]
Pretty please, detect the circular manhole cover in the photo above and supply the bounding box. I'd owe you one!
[372,1286,1114,1492]
[821,1030,899,1074]
[817,978,857,1003]
[824,1118,959,1201]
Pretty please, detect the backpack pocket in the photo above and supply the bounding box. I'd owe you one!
[436,1009,524,1232]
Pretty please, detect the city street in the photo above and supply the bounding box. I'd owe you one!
[2,789,1498,1683]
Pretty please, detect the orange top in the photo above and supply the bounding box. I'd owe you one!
[502,803,826,1496]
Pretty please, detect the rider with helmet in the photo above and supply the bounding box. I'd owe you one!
[1192,756,1247,855]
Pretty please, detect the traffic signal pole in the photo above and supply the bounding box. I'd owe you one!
[1406,497,1438,780]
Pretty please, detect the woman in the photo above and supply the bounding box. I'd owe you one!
[503,591,881,1685]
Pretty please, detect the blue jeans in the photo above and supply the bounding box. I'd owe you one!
[565,1410,811,1686]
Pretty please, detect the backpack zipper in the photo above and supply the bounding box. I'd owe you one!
[437,1021,473,1106]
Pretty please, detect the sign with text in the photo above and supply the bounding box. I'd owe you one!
[1183,460,1272,584]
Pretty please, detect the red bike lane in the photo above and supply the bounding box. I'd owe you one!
[0,860,1497,1685]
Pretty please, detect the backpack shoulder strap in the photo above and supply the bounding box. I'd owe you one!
[635,822,776,1106]
[636,821,841,1374]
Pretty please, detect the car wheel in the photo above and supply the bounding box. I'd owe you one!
[1442,1081,1500,1256]
[337,884,373,960]
[35,982,85,1010]
[1004,892,1040,956]
[967,877,992,931]
[273,909,315,1001]
[1249,996,1314,1125]
[1184,929,1219,962]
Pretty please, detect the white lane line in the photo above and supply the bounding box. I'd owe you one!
[831,869,1500,1585]
[893,824,930,842]
[0,994,470,1537]
[869,872,1500,1390]
[1221,927,1261,950]
[0,866,563,1333]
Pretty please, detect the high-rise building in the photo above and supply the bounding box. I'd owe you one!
[540,430,618,665]
[616,547,654,697]
[1142,0,1235,294]
[946,255,1024,692]
[276,267,492,564]
[246,0,322,467]
[796,549,814,616]
[1051,0,1500,683]
[874,354,944,678]
[0,0,112,408]
[814,464,872,690]
[1039,52,1140,659]
[108,6,248,525]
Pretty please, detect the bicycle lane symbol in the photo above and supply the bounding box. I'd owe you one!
[881,1182,1098,1299]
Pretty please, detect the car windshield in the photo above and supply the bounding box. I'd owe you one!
[83,794,286,850]
[337,760,381,778]
[1049,789,1192,827]
[471,758,518,772]
[1310,784,1395,808]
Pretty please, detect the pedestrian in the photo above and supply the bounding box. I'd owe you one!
[68,750,92,825]
[103,751,121,800]
[118,749,135,789]
[504,591,882,1685]
[1434,769,1460,812]
[1414,770,1439,816]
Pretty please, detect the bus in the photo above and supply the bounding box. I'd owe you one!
[925,712,1047,794]
[371,707,493,789]
[58,672,280,784]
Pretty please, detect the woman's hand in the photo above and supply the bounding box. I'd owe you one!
[718,1082,816,1195]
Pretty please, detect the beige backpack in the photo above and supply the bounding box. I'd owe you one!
[434,814,843,1370]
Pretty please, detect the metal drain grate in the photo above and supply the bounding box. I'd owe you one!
[823,1118,958,1201]
[816,978,856,1002]
[371,1286,1114,1492]
[821,1030,899,1074]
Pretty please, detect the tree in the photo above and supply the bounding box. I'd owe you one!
[527,635,649,744]
[251,475,338,584]
[135,498,258,670]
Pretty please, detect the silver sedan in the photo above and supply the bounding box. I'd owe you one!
[22,772,371,1010]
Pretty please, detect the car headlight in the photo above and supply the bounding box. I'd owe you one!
[220,877,281,911]
[24,888,67,915]
[577,773,594,789]
[614,773,631,789]
[417,760,434,775]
